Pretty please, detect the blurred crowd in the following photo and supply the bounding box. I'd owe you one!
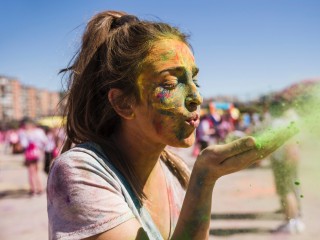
[0,117,65,195]
[193,101,266,154]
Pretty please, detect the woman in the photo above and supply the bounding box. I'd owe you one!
[19,118,46,195]
[47,10,295,240]
[43,127,57,174]
[269,102,305,233]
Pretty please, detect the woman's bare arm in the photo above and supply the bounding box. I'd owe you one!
[83,218,149,240]
[172,122,299,239]
[85,123,298,240]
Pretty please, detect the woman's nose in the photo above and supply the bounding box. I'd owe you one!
[185,87,202,111]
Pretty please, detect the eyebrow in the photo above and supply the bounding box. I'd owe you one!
[159,66,199,77]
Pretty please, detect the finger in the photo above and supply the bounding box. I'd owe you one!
[216,136,256,158]
[220,148,261,174]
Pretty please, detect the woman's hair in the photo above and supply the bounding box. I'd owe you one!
[61,10,191,200]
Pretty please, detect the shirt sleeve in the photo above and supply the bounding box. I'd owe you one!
[47,150,135,240]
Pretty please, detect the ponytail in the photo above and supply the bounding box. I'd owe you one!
[161,149,190,190]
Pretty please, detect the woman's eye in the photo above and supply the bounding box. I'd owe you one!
[193,79,200,88]
[162,80,178,90]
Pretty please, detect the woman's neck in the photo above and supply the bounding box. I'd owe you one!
[111,126,165,185]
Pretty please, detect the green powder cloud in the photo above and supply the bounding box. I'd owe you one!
[254,82,320,152]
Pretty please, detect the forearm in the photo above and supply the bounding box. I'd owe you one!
[171,165,216,240]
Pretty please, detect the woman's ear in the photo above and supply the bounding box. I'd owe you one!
[108,88,135,120]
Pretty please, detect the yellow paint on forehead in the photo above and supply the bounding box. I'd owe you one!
[146,39,196,71]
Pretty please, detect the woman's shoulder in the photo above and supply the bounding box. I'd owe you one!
[47,142,137,240]
[48,141,123,193]
[48,142,115,182]
[53,142,105,165]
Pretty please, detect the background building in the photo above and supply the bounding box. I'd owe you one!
[0,75,62,122]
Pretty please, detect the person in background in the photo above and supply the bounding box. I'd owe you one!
[19,118,46,195]
[43,127,57,174]
[47,10,296,240]
[217,113,234,143]
[8,128,23,154]
[269,101,305,234]
[54,127,66,156]
[195,108,216,152]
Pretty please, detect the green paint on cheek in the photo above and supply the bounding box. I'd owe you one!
[176,128,185,141]
[157,109,175,116]
[294,181,300,185]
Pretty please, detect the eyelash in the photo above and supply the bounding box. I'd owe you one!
[162,79,200,89]
[162,79,178,90]
[163,84,176,90]
[193,79,200,88]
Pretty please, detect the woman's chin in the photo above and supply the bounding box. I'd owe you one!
[168,136,195,148]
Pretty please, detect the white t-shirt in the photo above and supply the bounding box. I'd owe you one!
[47,142,186,240]
[19,127,47,150]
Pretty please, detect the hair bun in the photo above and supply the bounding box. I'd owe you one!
[111,15,139,29]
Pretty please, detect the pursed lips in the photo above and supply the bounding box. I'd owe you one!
[155,109,200,128]
[185,113,200,128]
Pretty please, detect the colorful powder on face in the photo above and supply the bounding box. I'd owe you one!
[294,181,300,185]
[175,125,188,141]
[137,39,201,146]
[157,109,176,117]
[156,90,171,104]
[160,49,175,61]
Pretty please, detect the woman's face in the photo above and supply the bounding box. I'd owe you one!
[133,39,202,148]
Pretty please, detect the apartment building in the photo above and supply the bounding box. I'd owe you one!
[0,76,62,122]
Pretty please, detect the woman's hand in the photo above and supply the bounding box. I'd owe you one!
[194,121,299,185]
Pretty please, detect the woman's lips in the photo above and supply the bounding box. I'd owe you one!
[185,114,200,128]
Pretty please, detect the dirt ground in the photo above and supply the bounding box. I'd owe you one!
[1,142,319,240]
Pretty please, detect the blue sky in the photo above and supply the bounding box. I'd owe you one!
[1,0,319,100]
